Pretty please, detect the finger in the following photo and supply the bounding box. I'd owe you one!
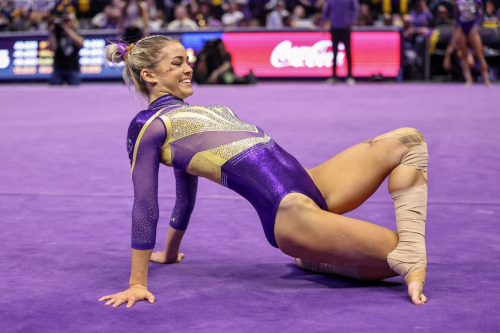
[99,295,112,301]
[112,299,126,308]
[126,299,136,308]
[147,292,155,303]
[105,299,116,306]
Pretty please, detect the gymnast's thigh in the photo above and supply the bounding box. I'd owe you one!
[306,133,407,214]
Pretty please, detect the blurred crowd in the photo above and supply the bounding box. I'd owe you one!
[0,0,499,33]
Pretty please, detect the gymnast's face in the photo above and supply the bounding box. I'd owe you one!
[148,42,193,99]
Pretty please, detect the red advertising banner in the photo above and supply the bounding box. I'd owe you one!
[222,31,401,78]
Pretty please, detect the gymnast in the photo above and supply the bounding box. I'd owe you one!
[444,0,491,86]
[99,36,429,308]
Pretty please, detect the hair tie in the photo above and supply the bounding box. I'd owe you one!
[116,43,135,61]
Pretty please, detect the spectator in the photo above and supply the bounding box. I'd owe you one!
[410,0,433,28]
[119,0,149,44]
[11,8,31,31]
[163,0,189,22]
[373,12,393,26]
[91,5,120,29]
[266,0,289,28]
[221,0,244,27]
[1,0,15,22]
[433,4,452,26]
[484,1,499,23]
[167,6,199,30]
[198,2,222,27]
[402,14,419,79]
[291,5,314,27]
[47,15,84,85]
[0,10,9,31]
[321,0,359,84]
[193,38,256,84]
[356,3,373,25]
[149,9,165,31]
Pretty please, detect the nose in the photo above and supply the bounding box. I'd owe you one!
[183,62,193,76]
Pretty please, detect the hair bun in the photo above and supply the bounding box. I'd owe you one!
[105,43,125,64]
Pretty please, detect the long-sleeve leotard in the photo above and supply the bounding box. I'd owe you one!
[127,94,269,249]
[127,94,327,249]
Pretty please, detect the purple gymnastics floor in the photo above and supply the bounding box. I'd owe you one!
[1,83,499,332]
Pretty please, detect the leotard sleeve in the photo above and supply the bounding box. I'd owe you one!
[169,168,198,231]
[130,118,165,250]
[129,117,198,249]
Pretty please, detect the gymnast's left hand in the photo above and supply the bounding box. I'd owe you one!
[98,285,155,308]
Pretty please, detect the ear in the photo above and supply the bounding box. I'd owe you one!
[141,68,157,84]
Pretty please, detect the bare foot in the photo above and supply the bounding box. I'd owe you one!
[150,251,185,264]
[465,79,473,87]
[295,258,313,270]
[406,269,427,305]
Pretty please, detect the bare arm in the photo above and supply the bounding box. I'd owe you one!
[99,118,166,308]
[61,24,84,48]
[47,30,57,52]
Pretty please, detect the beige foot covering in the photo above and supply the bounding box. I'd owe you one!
[387,141,429,284]
[387,184,428,284]
[297,259,360,280]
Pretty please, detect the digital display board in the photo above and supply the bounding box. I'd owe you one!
[0,30,401,81]
[223,31,401,77]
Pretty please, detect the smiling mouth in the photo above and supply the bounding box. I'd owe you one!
[180,79,191,84]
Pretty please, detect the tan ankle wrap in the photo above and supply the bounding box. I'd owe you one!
[387,184,428,284]
[400,143,428,180]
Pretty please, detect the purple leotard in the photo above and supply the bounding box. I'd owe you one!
[455,0,483,35]
[127,95,327,249]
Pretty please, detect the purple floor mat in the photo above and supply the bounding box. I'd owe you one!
[1,83,499,332]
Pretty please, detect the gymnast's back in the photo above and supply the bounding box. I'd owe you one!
[127,94,270,184]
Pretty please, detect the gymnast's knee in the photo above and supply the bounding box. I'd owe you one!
[398,128,428,180]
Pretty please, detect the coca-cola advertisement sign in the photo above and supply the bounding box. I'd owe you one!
[222,31,401,78]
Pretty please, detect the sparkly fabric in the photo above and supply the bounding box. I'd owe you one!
[170,168,198,230]
[127,93,327,250]
[455,0,482,34]
[128,94,197,250]
[222,140,328,248]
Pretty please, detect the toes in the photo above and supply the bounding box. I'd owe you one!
[295,258,301,267]
[421,293,427,304]
[411,294,423,305]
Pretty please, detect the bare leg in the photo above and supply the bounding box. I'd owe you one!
[276,128,428,304]
[454,27,473,86]
[468,27,492,87]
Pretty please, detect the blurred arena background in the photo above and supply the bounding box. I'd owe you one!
[0,0,498,83]
[1,1,499,332]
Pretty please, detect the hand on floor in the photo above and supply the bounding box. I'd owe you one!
[99,285,155,308]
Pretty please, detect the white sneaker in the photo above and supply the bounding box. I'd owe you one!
[346,77,356,85]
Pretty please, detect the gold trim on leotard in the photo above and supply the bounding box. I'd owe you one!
[130,108,165,175]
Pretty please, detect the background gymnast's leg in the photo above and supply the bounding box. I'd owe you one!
[454,28,473,86]
[274,128,427,305]
[467,27,492,87]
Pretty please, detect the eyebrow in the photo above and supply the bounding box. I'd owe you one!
[171,55,190,62]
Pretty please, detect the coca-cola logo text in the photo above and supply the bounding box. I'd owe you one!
[270,40,345,69]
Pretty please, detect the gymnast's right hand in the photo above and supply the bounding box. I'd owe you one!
[98,285,155,308]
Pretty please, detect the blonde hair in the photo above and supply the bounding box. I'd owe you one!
[105,35,180,97]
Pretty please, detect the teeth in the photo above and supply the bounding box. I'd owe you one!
[181,80,191,83]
